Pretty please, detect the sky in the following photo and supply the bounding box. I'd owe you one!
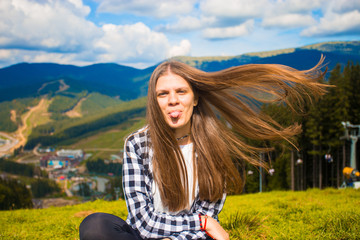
[0,0,359,69]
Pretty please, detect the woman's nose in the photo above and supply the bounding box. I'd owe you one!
[168,92,179,105]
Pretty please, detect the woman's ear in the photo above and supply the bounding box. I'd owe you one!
[194,95,199,106]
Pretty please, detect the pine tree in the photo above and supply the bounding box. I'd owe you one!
[347,63,360,123]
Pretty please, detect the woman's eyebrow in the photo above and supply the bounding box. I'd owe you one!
[175,86,190,90]
[156,88,168,92]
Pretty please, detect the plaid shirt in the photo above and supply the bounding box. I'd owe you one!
[123,127,227,240]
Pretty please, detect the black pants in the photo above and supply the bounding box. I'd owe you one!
[80,212,214,240]
[79,212,143,240]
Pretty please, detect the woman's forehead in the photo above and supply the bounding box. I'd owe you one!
[155,73,191,90]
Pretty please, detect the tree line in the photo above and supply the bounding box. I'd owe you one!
[86,158,122,176]
[245,62,360,192]
[0,97,39,132]
[0,177,33,210]
[0,158,61,210]
[48,91,88,116]
[304,62,360,189]
[0,157,49,177]
[25,106,146,149]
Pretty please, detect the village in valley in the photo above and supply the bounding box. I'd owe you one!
[1,131,124,208]
[0,91,128,209]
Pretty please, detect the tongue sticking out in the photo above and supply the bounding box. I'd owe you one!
[170,111,180,118]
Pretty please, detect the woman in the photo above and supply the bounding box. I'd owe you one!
[79,59,326,240]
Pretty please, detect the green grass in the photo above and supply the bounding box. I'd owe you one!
[48,91,87,114]
[28,96,145,139]
[70,118,146,159]
[221,188,360,239]
[80,92,123,115]
[25,97,147,150]
[1,188,359,239]
[71,118,145,150]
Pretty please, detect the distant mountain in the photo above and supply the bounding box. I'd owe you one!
[0,41,359,102]
[0,63,155,101]
[174,41,360,72]
[0,40,359,153]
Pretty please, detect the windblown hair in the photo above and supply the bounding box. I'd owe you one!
[146,58,327,212]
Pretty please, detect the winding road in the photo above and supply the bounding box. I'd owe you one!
[0,98,46,156]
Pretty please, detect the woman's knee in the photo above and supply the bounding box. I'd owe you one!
[79,212,113,240]
[80,212,107,228]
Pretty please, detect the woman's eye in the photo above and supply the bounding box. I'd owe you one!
[157,92,167,97]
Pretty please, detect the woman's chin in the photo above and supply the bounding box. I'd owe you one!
[166,117,190,131]
[167,121,184,130]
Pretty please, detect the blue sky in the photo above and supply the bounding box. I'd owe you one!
[0,0,359,69]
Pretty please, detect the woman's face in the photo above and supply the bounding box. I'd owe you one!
[155,72,197,136]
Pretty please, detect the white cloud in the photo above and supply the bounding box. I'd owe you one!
[94,22,176,64]
[202,20,254,40]
[200,0,267,19]
[0,0,194,68]
[330,0,360,13]
[0,0,100,52]
[198,0,323,30]
[0,0,359,69]
[97,0,195,18]
[301,10,360,37]
[295,0,360,37]
[199,0,326,19]
[262,14,316,29]
[158,16,216,33]
[271,0,324,15]
[0,49,12,60]
[167,39,191,58]
[0,48,92,67]
[198,0,360,36]
[26,52,77,64]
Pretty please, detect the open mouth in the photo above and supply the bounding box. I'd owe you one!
[169,111,181,118]
[168,111,182,123]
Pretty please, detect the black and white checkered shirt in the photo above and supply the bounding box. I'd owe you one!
[123,127,226,240]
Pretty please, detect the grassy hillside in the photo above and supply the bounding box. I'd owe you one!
[0,188,359,239]
[24,96,146,149]
[71,118,146,159]
[0,98,40,132]
[0,90,146,159]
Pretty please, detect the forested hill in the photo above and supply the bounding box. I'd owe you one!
[0,41,359,102]
[0,63,155,102]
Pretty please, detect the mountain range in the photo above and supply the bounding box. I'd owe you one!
[0,40,359,154]
[0,41,359,102]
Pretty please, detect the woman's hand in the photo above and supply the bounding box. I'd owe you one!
[201,215,229,240]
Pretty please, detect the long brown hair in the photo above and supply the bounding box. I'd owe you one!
[146,58,327,212]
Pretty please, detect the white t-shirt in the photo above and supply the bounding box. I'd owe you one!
[151,143,198,214]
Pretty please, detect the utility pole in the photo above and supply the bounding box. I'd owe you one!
[114,187,121,200]
[291,150,295,191]
[319,145,322,189]
[340,121,360,188]
[313,145,316,188]
[341,121,360,170]
[259,153,262,193]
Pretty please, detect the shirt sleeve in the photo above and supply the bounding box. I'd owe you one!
[169,230,207,240]
[194,192,227,221]
[123,134,204,239]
